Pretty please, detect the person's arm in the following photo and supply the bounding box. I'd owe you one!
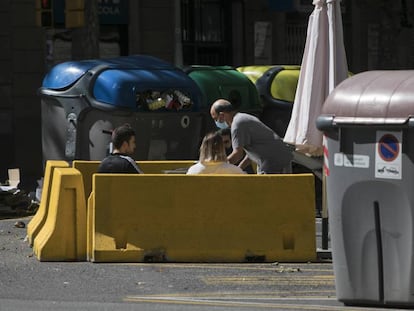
[227,147,245,165]
[237,154,252,171]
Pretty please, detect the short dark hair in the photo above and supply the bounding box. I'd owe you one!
[217,127,231,137]
[112,124,135,149]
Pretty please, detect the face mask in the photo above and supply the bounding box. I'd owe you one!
[215,120,229,129]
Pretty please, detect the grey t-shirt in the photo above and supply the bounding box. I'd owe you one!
[231,112,293,174]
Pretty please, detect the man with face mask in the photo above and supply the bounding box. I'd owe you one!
[210,99,293,174]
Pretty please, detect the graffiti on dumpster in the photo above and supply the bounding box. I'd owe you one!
[375,131,402,180]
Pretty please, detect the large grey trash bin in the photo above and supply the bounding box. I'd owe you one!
[40,55,203,164]
[317,70,414,308]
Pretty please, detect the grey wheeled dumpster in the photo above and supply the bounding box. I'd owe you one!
[316,70,414,308]
[40,55,203,164]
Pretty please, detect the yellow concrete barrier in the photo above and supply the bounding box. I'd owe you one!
[27,160,69,246]
[88,174,316,263]
[33,167,86,261]
[138,160,197,174]
[72,161,100,203]
[72,160,196,201]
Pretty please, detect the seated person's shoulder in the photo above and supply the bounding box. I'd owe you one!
[98,154,138,174]
[97,155,115,173]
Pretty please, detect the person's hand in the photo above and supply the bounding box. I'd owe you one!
[227,147,244,164]
[238,154,251,170]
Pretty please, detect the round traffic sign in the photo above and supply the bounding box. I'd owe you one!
[378,134,399,162]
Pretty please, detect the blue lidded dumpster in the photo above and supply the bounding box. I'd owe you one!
[40,55,204,163]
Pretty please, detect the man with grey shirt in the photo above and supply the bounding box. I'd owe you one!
[210,99,293,174]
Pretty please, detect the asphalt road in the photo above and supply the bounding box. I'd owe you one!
[0,216,407,311]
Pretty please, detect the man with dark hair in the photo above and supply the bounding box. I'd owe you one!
[211,99,293,174]
[98,124,143,173]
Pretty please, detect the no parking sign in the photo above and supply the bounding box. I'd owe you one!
[375,131,402,179]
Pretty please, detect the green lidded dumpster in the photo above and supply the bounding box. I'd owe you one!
[237,65,300,138]
[317,70,414,308]
[185,65,262,132]
[40,55,204,163]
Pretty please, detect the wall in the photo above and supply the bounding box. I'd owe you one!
[0,2,14,181]
[129,0,176,63]
[351,0,414,71]
[0,0,44,186]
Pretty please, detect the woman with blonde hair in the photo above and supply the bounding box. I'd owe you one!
[186,131,245,174]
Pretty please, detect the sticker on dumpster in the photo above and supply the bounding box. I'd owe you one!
[323,136,329,176]
[334,153,369,168]
[375,131,402,180]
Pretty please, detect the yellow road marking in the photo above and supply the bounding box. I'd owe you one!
[127,290,336,298]
[123,263,340,309]
[118,262,334,273]
[202,275,335,286]
[124,295,376,311]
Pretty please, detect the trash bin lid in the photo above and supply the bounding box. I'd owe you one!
[185,65,261,112]
[42,60,101,90]
[93,67,201,111]
[320,70,414,126]
[237,65,300,103]
[41,55,202,112]
[42,55,176,90]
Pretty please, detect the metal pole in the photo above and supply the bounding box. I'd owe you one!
[322,174,329,250]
